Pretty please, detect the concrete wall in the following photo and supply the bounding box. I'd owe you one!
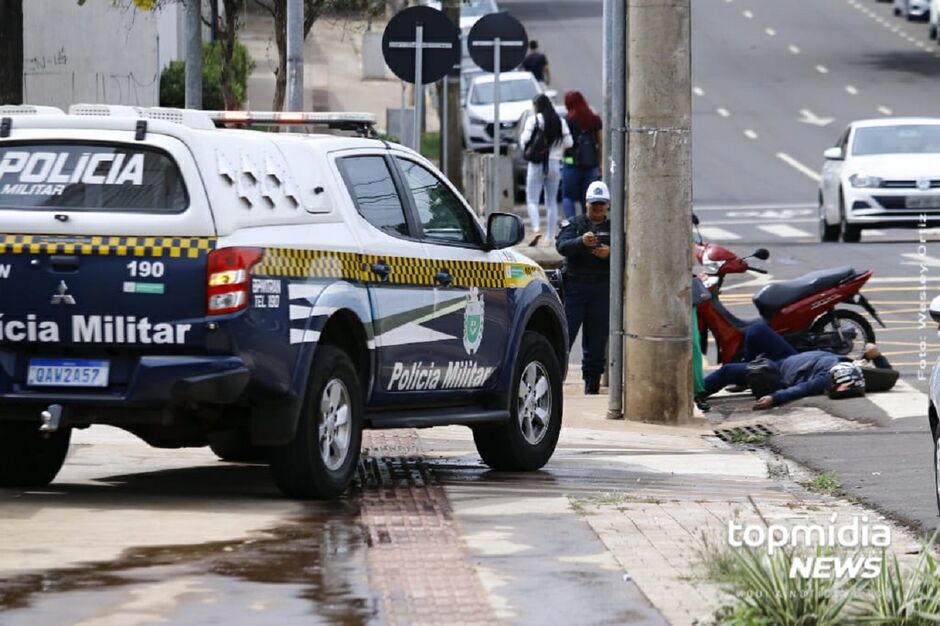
[23,0,184,110]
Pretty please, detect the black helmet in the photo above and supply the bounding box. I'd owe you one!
[826,363,865,399]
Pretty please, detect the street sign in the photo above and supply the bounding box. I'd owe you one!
[382,6,460,85]
[467,12,528,73]
[466,12,528,213]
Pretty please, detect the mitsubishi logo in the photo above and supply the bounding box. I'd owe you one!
[50,280,76,305]
[917,177,931,191]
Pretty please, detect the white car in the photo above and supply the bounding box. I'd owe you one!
[462,71,542,152]
[425,0,498,30]
[930,0,940,38]
[819,118,940,242]
[895,0,930,19]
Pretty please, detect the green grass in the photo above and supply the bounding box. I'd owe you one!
[568,492,663,516]
[801,472,842,496]
[730,431,769,445]
[420,132,440,160]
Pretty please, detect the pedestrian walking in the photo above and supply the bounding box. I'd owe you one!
[562,90,602,219]
[520,94,572,245]
[556,181,611,394]
[521,40,551,86]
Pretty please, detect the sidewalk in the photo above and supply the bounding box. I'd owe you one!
[417,389,926,624]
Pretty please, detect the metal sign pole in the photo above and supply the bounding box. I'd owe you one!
[414,23,424,152]
[491,37,501,214]
[442,77,449,174]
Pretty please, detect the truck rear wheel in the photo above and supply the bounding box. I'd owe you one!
[270,346,363,499]
[0,421,71,488]
[473,332,563,471]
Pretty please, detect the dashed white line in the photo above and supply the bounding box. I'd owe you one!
[757,224,814,238]
[744,129,759,140]
[776,152,822,182]
[916,41,926,48]
[693,86,705,96]
[743,9,754,18]
[765,27,776,36]
[878,106,893,116]
[845,85,859,95]
[866,229,888,237]
[816,65,829,74]
[788,44,800,54]
[698,227,742,241]
[717,107,731,117]
[876,16,885,23]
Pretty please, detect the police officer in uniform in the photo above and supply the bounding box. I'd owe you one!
[556,180,611,394]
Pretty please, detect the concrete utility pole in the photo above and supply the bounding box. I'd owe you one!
[185,0,202,109]
[441,0,463,189]
[624,0,693,423]
[286,0,304,112]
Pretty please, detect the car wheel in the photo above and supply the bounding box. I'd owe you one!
[839,195,862,242]
[0,421,71,488]
[894,6,902,16]
[820,196,840,242]
[473,331,563,471]
[934,424,940,515]
[270,345,362,499]
[930,24,937,39]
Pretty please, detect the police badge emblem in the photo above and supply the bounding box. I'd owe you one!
[463,287,485,355]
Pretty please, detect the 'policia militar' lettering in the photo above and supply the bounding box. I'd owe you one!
[0,314,192,344]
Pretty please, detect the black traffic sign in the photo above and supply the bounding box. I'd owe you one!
[467,12,528,73]
[382,6,460,84]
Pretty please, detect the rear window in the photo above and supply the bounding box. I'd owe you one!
[0,143,188,212]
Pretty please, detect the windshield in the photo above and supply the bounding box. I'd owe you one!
[0,143,188,213]
[470,79,539,105]
[851,125,940,156]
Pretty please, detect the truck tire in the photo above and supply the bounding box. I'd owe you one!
[473,332,563,471]
[270,346,362,499]
[0,421,71,488]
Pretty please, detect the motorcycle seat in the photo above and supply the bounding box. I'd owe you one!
[753,266,856,319]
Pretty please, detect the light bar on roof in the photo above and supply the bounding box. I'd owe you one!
[205,111,376,126]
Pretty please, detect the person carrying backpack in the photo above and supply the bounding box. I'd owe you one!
[562,90,603,219]
[520,93,572,245]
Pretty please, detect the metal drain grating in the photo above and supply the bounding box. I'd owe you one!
[713,423,776,443]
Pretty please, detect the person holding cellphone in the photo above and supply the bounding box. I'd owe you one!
[556,181,611,394]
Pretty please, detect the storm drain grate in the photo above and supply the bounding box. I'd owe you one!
[713,423,776,444]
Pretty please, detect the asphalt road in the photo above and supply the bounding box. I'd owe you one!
[504,0,940,532]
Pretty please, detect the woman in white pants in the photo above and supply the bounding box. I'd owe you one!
[519,94,572,245]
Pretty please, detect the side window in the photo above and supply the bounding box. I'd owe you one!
[395,158,482,246]
[838,127,850,153]
[337,156,409,237]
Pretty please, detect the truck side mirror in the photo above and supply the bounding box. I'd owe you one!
[486,213,524,249]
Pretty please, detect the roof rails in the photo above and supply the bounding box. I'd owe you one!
[68,104,216,130]
[0,105,65,116]
[205,111,378,138]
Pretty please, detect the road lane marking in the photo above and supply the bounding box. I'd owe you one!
[697,226,741,240]
[816,65,829,74]
[757,224,814,238]
[788,44,800,54]
[744,129,759,139]
[877,106,893,115]
[693,202,815,211]
[717,107,730,117]
[696,218,816,226]
[765,27,776,36]
[776,152,822,182]
[693,86,704,96]
[845,85,859,95]
[865,229,888,236]
[799,109,834,126]
[743,9,754,18]
[866,380,927,421]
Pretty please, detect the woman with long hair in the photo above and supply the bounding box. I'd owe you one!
[562,90,602,218]
[519,93,572,245]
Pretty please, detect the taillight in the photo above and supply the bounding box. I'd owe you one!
[206,247,263,315]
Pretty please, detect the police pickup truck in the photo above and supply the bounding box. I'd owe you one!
[0,105,568,499]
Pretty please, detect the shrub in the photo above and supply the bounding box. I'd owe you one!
[160,40,254,110]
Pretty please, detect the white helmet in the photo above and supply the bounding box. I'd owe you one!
[585,180,611,204]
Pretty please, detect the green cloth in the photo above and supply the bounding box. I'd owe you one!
[692,306,705,395]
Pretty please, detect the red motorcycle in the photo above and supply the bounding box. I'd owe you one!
[693,218,884,364]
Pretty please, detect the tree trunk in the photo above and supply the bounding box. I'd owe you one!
[219,0,241,109]
[0,0,23,105]
[272,3,287,111]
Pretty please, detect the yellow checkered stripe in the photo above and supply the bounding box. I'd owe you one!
[0,235,216,259]
[257,248,538,290]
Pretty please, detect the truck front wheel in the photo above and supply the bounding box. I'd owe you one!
[0,421,71,488]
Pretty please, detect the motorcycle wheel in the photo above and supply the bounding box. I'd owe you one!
[809,309,875,359]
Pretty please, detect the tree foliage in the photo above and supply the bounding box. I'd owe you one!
[160,40,254,109]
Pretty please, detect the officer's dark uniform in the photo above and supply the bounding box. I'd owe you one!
[555,214,611,392]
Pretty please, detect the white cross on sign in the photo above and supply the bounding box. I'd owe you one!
[388,42,456,49]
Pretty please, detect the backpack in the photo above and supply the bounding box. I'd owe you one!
[573,126,598,168]
[745,355,783,399]
[523,120,550,164]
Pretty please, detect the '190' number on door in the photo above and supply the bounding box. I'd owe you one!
[126,261,165,278]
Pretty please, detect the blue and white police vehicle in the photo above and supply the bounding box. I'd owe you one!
[0,105,569,498]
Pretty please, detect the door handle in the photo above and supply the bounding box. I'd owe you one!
[370,261,390,282]
[435,269,453,287]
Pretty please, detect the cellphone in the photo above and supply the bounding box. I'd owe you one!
[595,233,611,246]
